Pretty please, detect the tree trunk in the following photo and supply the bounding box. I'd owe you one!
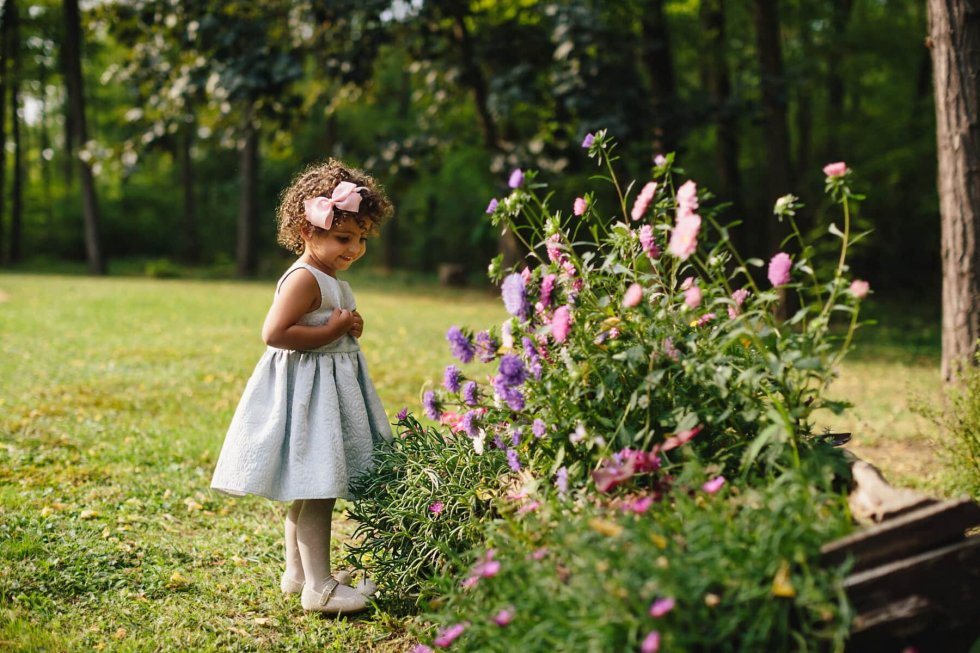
[447,5,498,152]
[929,0,980,381]
[642,0,679,156]
[236,106,259,277]
[0,0,8,264]
[10,0,23,264]
[700,0,742,220]
[825,0,853,159]
[178,120,199,264]
[63,0,105,274]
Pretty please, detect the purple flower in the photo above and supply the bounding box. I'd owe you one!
[462,381,478,406]
[532,418,547,438]
[768,252,792,287]
[460,410,480,437]
[485,198,498,214]
[433,622,468,648]
[493,434,506,450]
[396,407,408,421]
[443,365,462,393]
[649,597,676,618]
[429,501,444,515]
[508,168,524,189]
[506,448,521,471]
[422,390,440,420]
[501,273,529,320]
[522,337,542,380]
[475,330,498,363]
[581,133,595,148]
[653,153,667,166]
[511,428,522,446]
[555,466,568,496]
[498,354,528,387]
[539,274,556,309]
[446,326,475,363]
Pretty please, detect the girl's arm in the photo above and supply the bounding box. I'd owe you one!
[261,269,356,349]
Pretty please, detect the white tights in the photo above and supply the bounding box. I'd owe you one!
[284,498,336,594]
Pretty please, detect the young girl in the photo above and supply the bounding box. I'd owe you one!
[211,160,394,615]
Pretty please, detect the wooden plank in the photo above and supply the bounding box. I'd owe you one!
[843,535,980,614]
[822,496,980,571]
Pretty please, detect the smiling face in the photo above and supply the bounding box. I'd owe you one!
[301,219,367,277]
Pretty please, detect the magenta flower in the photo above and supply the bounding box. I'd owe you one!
[649,596,676,618]
[639,224,660,259]
[581,133,595,148]
[767,252,792,287]
[623,282,644,308]
[631,181,657,221]
[460,575,480,590]
[703,476,726,494]
[411,645,434,653]
[429,501,444,515]
[641,630,661,653]
[508,168,524,189]
[573,197,588,216]
[539,273,556,309]
[823,161,848,177]
[668,213,701,260]
[551,305,572,343]
[472,549,501,578]
[592,455,636,493]
[485,198,498,214]
[684,284,702,309]
[433,623,468,648]
[624,495,654,513]
[850,279,870,299]
[491,607,515,626]
[396,407,408,420]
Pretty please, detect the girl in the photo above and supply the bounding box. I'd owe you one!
[211,160,394,615]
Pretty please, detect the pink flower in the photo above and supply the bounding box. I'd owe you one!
[623,495,654,513]
[850,279,870,299]
[460,575,480,589]
[434,623,468,648]
[412,645,434,653]
[639,224,660,259]
[695,312,716,327]
[540,274,557,309]
[491,608,515,626]
[662,337,680,362]
[551,305,572,343]
[732,288,749,306]
[684,285,702,308]
[676,180,699,217]
[546,234,562,263]
[703,476,726,494]
[516,500,540,515]
[649,596,676,618]
[631,182,657,221]
[641,630,661,653]
[767,252,792,286]
[573,197,588,216]
[623,283,644,308]
[823,161,848,177]
[472,549,500,578]
[668,213,701,260]
[529,547,549,560]
[661,425,703,451]
[654,153,667,166]
[429,501,444,515]
[592,455,636,493]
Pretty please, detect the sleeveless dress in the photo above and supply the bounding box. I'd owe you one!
[210,262,393,501]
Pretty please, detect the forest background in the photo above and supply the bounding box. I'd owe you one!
[0,0,937,302]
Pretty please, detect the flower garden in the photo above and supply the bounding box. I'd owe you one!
[348,132,872,651]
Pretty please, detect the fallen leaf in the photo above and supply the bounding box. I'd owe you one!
[588,517,623,537]
[771,560,796,598]
[79,510,100,520]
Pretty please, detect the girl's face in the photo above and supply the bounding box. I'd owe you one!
[303,219,367,277]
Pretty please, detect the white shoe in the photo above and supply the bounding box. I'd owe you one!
[354,577,378,597]
[301,579,369,614]
[281,569,353,595]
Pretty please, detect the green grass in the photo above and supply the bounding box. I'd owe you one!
[0,271,947,651]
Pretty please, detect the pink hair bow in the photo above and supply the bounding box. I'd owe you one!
[303,181,367,230]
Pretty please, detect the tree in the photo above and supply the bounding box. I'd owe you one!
[8,0,24,263]
[62,0,104,274]
[928,0,980,381]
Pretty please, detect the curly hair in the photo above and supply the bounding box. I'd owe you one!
[276,159,393,254]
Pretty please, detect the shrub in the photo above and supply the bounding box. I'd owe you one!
[412,457,854,653]
[920,352,980,497]
[345,416,510,607]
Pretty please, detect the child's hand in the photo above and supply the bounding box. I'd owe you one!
[349,311,364,339]
[329,308,357,333]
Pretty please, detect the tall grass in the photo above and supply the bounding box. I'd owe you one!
[0,272,944,650]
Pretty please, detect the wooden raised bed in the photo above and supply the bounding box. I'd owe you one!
[821,460,980,652]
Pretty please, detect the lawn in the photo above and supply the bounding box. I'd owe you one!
[0,271,947,651]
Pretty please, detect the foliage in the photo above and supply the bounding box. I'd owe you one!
[413,457,854,653]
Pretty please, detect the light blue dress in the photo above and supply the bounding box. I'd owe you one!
[211,262,392,501]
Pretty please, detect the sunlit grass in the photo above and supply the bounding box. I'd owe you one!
[0,271,944,650]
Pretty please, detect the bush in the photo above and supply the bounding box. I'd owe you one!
[412,457,854,653]
[346,416,511,607]
[920,352,980,497]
